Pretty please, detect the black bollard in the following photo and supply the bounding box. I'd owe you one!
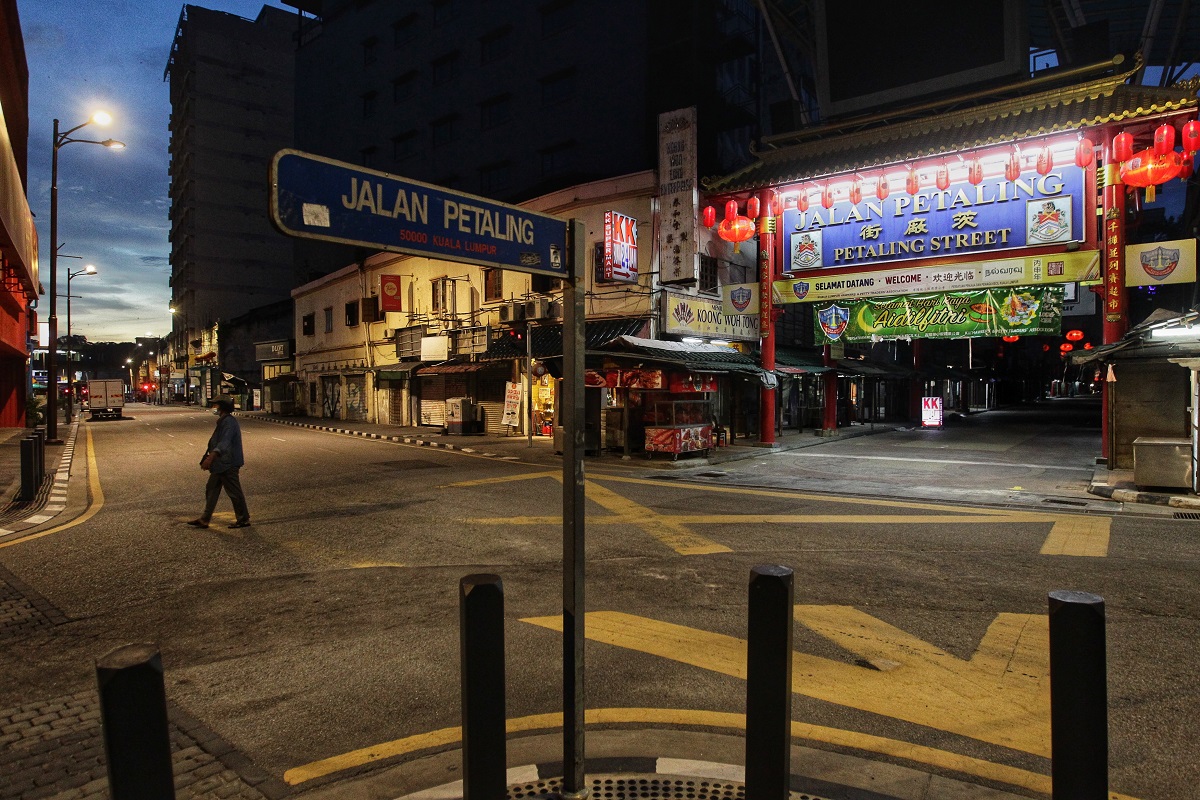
[745,565,794,800]
[1048,590,1107,800]
[460,574,507,800]
[95,644,176,800]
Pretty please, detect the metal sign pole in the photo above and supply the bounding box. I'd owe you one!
[562,219,588,797]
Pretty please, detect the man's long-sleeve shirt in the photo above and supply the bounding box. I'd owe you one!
[206,415,245,473]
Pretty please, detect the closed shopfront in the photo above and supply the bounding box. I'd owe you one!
[419,375,447,426]
[320,375,341,419]
[477,364,511,435]
[346,374,367,421]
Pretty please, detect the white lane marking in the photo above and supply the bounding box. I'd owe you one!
[781,452,1093,472]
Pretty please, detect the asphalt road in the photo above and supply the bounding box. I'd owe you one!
[1,402,1197,799]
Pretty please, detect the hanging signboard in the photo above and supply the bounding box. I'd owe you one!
[662,290,760,341]
[780,158,1087,272]
[921,396,944,428]
[501,381,522,427]
[1125,238,1197,287]
[271,149,568,277]
[721,282,760,315]
[380,275,404,311]
[657,108,699,285]
[602,210,639,283]
[774,249,1098,305]
[813,285,1064,343]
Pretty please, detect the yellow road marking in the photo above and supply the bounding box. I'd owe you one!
[0,427,104,549]
[576,479,731,555]
[445,470,559,488]
[281,707,1140,799]
[524,609,1050,757]
[1040,515,1111,556]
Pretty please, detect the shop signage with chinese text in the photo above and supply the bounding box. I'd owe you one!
[657,108,699,284]
[774,250,1098,305]
[663,290,760,341]
[813,285,1064,344]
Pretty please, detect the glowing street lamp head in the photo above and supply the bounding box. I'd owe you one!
[91,111,112,126]
[84,264,96,274]
[100,139,125,149]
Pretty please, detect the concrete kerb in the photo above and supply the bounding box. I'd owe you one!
[1086,464,1200,510]
[0,421,83,540]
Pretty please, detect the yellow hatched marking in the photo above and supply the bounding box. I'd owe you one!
[579,479,731,555]
[286,707,1151,798]
[524,608,1050,757]
[1040,515,1111,557]
[445,470,559,488]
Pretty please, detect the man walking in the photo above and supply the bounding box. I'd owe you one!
[188,397,251,529]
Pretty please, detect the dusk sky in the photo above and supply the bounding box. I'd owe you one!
[23,0,292,344]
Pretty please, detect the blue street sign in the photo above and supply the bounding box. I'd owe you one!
[270,149,568,277]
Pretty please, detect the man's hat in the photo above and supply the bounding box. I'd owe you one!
[211,396,235,413]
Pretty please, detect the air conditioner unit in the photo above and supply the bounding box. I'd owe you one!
[384,328,395,339]
[499,301,525,323]
[525,297,550,320]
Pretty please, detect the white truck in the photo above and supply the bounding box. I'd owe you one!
[86,379,125,420]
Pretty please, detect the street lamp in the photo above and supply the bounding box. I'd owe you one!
[125,358,134,395]
[47,111,125,444]
[65,263,97,421]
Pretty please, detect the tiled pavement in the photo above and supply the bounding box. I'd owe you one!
[0,423,80,540]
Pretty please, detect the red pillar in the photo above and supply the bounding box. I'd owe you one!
[1101,151,1129,461]
[758,189,777,446]
[822,345,838,432]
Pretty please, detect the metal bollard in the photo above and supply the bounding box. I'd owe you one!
[1048,590,1108,800]
[19,437,37,501]
[745,565,794,800]
[460,574,507,800]
[33,429,44,483]
[95,644,177,800]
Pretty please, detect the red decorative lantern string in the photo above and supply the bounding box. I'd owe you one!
[905,166,920,195]
[1120,148,1184,187]
[1036,144,1053,175]
[849,176,862,205]
[746,196,760,219]
[717,216,755,243]
[1004,148,1021,182]
[875,174,890,200]
[967,157,983,185]
[701,205,716,228]
[768,192,782,218]
[1001,335,1020,343]
[935,162,950,191]
[724,199,738,222]
[821,183,834,209]
[1183,119,1200,153]
[1059,343,1074,353]
[1112,131,1134,163]
[1180,156,1195,182]
[1065,329,1084,341]
[797,191,809,213]
[1154,123,1176,157]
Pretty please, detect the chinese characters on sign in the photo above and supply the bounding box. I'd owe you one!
[1104,209,1125,323]
[662,290,760,342]
[657,108,698,284]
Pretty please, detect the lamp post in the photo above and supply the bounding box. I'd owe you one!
[65,263,97,422]
[47,111,124,444]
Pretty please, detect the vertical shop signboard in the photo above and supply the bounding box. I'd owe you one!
[1104,209,1125,323]
[603,211,638,282]
[657,107,698,284]
[921,396,944,428]
[501,381,522,427]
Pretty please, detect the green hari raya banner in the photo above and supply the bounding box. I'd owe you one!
[814,285,1064,343]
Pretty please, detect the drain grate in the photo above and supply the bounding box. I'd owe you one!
[507,776,831,800]
[1042,498,1088,507]
[696,472,728,478]
[1174,512,1200,520]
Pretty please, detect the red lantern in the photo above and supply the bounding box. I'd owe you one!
[1180,156,1195,181]
[1120,148,1184,187]
[1084,342,1094,350]
[1059,343,1074,353]
[1183,119,1200,153]
[768,193,783,218]
[701,206,716,228]
[1154,123,1176,157]
[1002,335,1020,343]
[849,177,862,205]
[875,174,890,200]
[1065,329,1084,341]
[1042,344,1051,352]
[935,162,950,191]
[821,184,834,209]
[716,216,755,243]
[1036,146,1053,175]
[797,191,809,213]
[724,199,738,222]
[905,166,920,195]
[1005,149,1021,182]
[1075,137,1095,168]
[1112,131,1134,163]
[746,196,760,219]
[967,157,983,185]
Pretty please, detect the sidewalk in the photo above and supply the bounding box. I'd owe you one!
[1087,463,1200,510]
[0,420,82,540]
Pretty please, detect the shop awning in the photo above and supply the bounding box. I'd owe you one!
[774,347,832,375]
[480,317,649,361]
[376,362,425,380]
[837,358,916,379]
[598,335,776,386]
[417,361,494,375]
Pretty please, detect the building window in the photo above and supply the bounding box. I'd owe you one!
[540,69,576,108]
[541,1,575,37]
[479,94,511,130]
[392,130,418,161]
[345,300,360,327]
[480,27,511,63]
[393,13,417,47]
[362,37,379,66]
[483,269,503,301]
[324,307,334,333]
[540,141,574,177]
[432,0,455,26]
[393,71,417,102]
[699,255,719,294]
[362,91,378,118]
[431,115,457,148]
[302,313,315,336]
[479,161,511,195]
[432,52,460,86]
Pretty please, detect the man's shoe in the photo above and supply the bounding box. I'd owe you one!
[186,519,209,528]
[228,520,251,529]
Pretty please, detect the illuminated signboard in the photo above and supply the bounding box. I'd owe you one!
[603,210,638,283]
[780,154,1086,273]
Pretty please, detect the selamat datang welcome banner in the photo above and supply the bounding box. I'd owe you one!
[813,285,1064,344]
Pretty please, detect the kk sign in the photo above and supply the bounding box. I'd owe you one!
[270,150,568,277]
[603,210,638,283]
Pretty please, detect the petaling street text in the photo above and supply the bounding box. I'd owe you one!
[832,228,1013,264]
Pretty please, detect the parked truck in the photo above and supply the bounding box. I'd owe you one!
[86,379,125,420]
